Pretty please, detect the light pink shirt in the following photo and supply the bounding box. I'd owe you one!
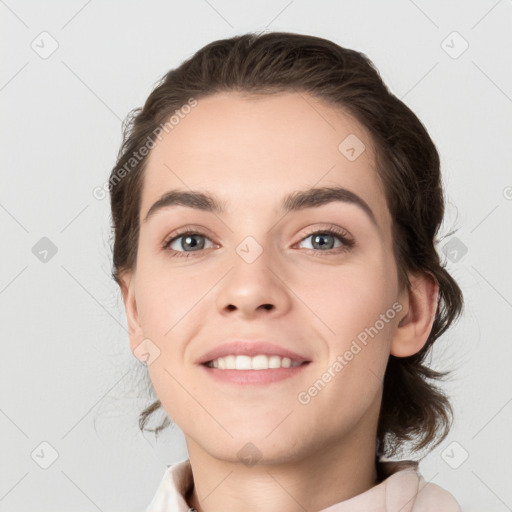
[145,458,461,511]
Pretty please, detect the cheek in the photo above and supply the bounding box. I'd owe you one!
[134,250,200,332]
[295,255,396,337]
[292,253,398,405]
[295,262,396,413]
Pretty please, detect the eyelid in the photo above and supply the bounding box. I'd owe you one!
[294,223,353,244]
[162,225,216,245]
[292,224,355,254]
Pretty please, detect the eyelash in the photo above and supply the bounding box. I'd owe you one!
[162,225,355,259]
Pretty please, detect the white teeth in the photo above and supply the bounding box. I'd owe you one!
[208,354,302,370]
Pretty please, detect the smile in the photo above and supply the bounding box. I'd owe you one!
[205,354,303,370]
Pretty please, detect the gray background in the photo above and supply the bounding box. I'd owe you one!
[1,0,511,510]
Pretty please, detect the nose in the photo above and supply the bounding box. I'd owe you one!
[215,246,292,320]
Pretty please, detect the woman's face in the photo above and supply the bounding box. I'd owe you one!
[122,92,407,463]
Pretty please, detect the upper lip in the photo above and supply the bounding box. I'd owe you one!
[196,340,311,365]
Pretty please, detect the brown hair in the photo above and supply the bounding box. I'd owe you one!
[109,31,463,459]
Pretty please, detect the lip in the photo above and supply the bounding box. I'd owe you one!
[199,361,311,385]
[196,340,311,365]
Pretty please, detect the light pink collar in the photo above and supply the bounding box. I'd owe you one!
[145,458,461,512]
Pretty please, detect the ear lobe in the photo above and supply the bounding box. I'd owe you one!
[119,271,144,354]
[391,272,439,358]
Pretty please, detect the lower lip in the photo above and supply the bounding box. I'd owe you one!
[199,362,311,385]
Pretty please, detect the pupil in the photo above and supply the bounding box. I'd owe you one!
[184,235,203,250]
[314,234,333,249]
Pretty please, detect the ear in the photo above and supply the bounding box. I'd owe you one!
[119,270,144,355]
[391,271,439,357]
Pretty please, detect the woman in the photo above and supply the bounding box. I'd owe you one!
[108,32,463,511]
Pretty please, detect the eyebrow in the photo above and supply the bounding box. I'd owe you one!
[143,186,378,227]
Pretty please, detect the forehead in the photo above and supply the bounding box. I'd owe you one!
[140,91,391,234]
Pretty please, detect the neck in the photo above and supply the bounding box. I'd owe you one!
[185,416,379,512]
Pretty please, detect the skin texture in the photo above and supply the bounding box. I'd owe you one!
[120,92,438,512]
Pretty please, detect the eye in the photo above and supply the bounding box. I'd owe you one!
[162,225,354,258]
[163,229,215,258]
[296,226,354,254]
